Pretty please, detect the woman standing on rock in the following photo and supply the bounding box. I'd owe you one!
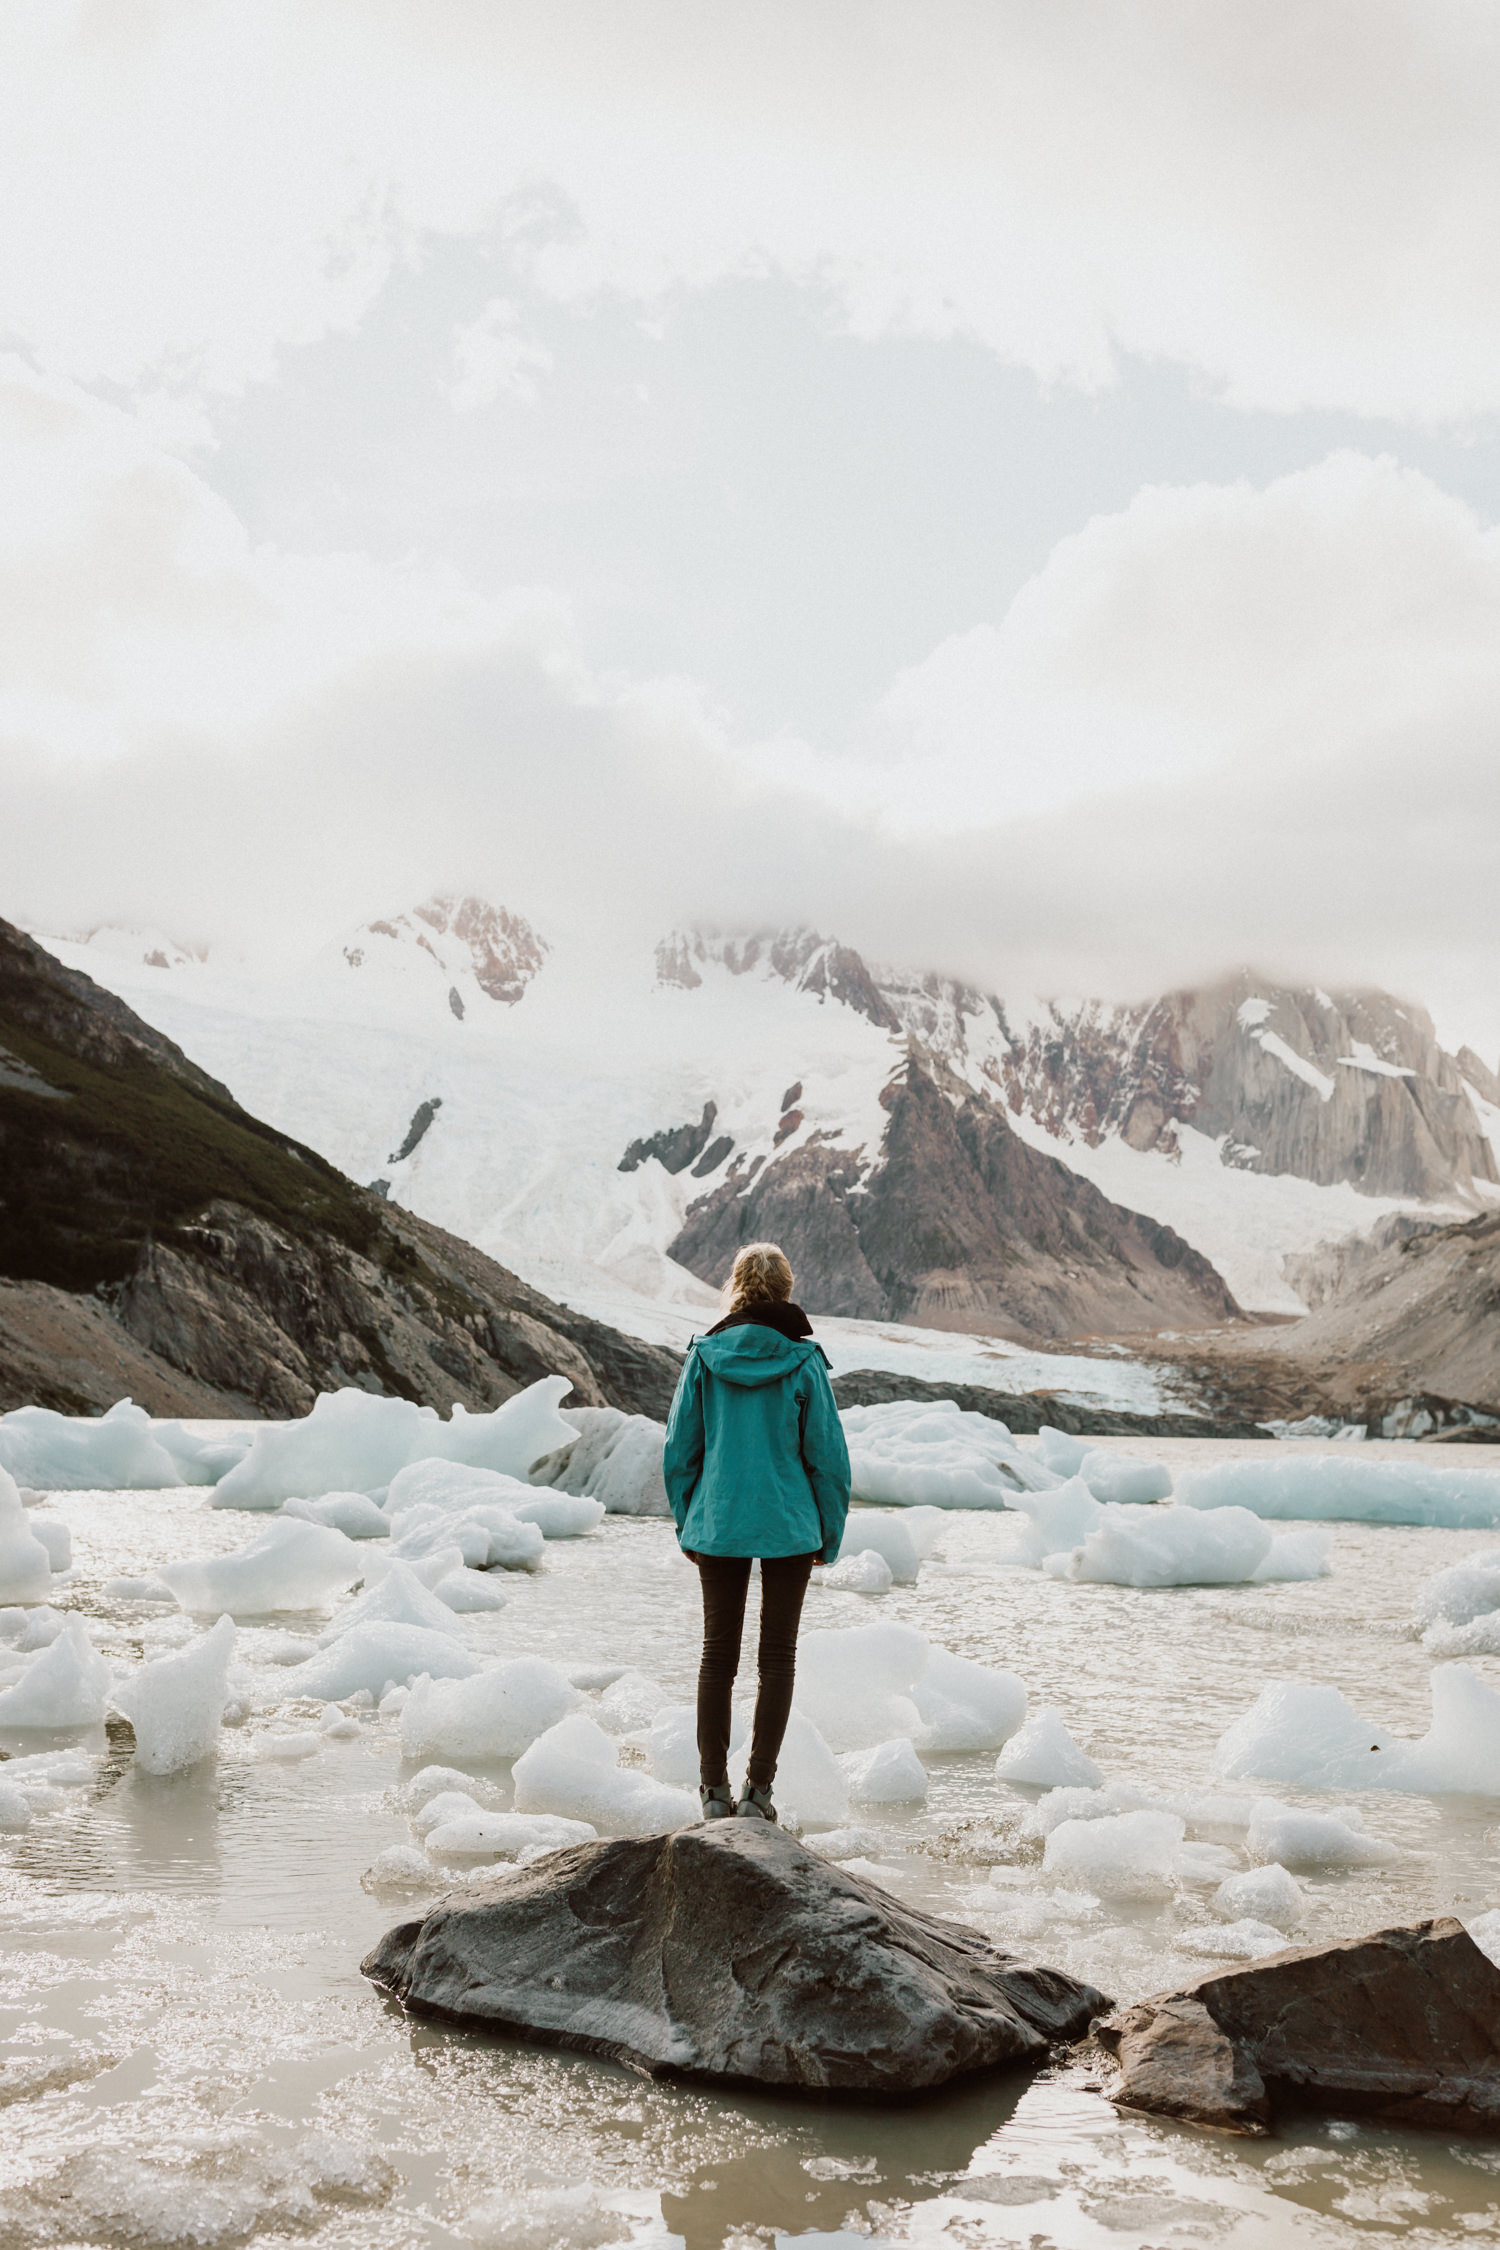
[664,1241,850,1825]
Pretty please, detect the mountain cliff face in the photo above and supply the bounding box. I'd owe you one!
[671,1057,1240,1337]
[336,892,548,1017]
[990,979,1498,1201]
[0,919,678,1419]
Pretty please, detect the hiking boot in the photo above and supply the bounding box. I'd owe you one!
[735,1783,778,1823]
[700,1783,736,1822]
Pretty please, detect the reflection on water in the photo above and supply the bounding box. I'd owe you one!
[0,1452,1498,2245]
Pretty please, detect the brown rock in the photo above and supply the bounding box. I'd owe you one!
[1098,1919,1500,2137]
[1102,1998,1269,2135]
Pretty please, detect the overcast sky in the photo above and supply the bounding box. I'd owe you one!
[3,2,1500,1049]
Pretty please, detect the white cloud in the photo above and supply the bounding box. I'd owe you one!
[446,300,554,410]
[5,2,1500,420]
[852,451,1500,825]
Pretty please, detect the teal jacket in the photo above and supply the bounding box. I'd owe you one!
[663,1325,851,1563]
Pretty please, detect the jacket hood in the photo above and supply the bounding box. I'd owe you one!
[693,1325,819,1388]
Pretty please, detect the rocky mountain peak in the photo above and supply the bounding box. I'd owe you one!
[341,893,547,1008]
[654,925,900,1031]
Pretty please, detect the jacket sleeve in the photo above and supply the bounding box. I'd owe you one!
[799,1357,851,1564]
[662,1348,706,1539]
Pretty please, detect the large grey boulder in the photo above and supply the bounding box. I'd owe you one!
[362,1821,1109,2095]
[1099,1918,1500,2136]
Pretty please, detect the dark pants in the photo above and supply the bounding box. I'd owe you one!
[693,1553,816,1790]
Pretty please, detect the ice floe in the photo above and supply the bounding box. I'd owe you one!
[510,1713,697,1834]
[400,1658,580,1764]
[994,1708,1103,1789]
[1177,1454,1500,1527]
[840,1401,1061,1509]
[1214,1664,1500,1795]
[157,1519,364,1614]
[110,1616,236,1774]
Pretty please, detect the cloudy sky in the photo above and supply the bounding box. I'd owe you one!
[3,1,1500,1046]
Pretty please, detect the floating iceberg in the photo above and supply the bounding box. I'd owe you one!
[290,1623,482,1701]
[1035,1428,1172,1504]
[0,1399,184,1491]
[1245,1798,1399,1868]
[0,1618,111,1728]
[1211,1861,1305,1929]
[1048,1502,1330,1588]
[793,1620,928,1751]
[840,1400,1061,1510]
[0,1471,53,1606]
[1214,1665,1500,1796]
[636,1703,747,1787]
[842,1737,928,1805]
[157,1520,364,1615]
[281,1492,390,1539]
[995,1708,1103,1789]
[212,1378,577,1510]
[110,1616,235,1774]
[511,1713,697,1834]
[318,1560,460,1644]
[399,1658,579,1764]
[909,1648,1026,1752]
[835,1507,943,1585]
[387,1503,544,1573]
[1176,1455,1500,1528]
[423,1810,596,1858]
[1413,1548,1500,1652]
[384,1458,605,1538]
[819,1549,894,1594]
[1043,1808,1186,1899]
[532,1408,670,1516]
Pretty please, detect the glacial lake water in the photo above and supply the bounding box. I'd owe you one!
[3,1436,1500,2249]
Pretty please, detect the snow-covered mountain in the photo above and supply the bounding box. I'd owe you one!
[35,898,1500,1333]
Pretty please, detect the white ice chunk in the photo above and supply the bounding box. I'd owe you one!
[511,1713,697,1834]
[0,1782,31,1830]
[212,1377,577,1510]
[424,1811,596,1858]
[0,1469,53,1606]
[157,1519,363,1615]
[389,1504,544,1572]
[151,1419,248,1485]
[533,1408,670,1516]
[820,1549,894,1594]
[794,1620,929,1751]
[1213,1668,1500,1796]
[995,1708,1104,1789]
[1181,1920,1291,1962]
[291,1623,482,1701]
[399,1765,485,1811]
[1245,1798,1398,1868]
[910,1648,1027,1752]
[842,1737,928,1805]
[103,1578,172,1603]
[9,1606,67,1652]
[280,1492,390,1539]
[1252,1527,1334,1581]
[1174,1841,1242,1886]
[596,1670,670,1735]
[1414,1548,1500,1636]
[999,1478,1104,1567]
[836,1515,922,1584]
[432,1571,508,1613]
[637,1703,746,1787]
[385,1458,604,1538]
[0,1398,182,1490]
[109,1616,235,1774]
[0,1618,111,1727]
[840,1399,1057,1510]
[1052,1503,1272,1588]
[1212,1862,1306,1929]
[28,1519,71,1572]
[1467,1909,1500,1971]
[361,1846,435,1892]
[808,1825,884,1860]
[410,1788,482,1835]
[400,1658,580,1764]
[738,1711,850,1828]
[1034,1426,1089,1476]
[1043,1808,1186,1898]
[1021,1782,1148,1838]
[318,1560,459,1645]
[1076,1448,1173,1506]
[1176,1455,1500,1528]
[255,1731,320,1760]
[1387,1662,1500,1794]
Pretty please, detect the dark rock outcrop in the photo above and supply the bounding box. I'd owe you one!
[0,917,679,1420]
[672,1060,1240,1341]
[1098,1919,1500,2136]
[363,1821,1109,2096]
[619,1102,718,1176]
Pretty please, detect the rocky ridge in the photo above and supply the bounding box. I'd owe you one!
[0,918,678,1419]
